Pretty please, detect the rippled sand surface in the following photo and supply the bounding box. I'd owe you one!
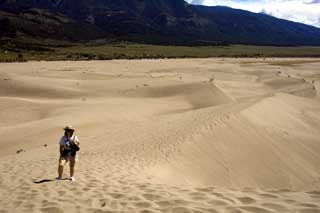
[0,58,320,212]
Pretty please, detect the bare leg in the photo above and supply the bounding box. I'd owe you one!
[70,159,76,178]
[58,159,66,178]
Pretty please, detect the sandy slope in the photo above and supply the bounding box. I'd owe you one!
[0,58,320,213]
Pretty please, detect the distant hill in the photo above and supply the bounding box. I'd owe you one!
[1,0,320,46]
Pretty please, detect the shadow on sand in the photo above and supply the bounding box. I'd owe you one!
[33,178,69,184]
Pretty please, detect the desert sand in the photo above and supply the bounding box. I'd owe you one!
[0,58,320,213]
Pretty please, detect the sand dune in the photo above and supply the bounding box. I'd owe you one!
[0,58,320,212]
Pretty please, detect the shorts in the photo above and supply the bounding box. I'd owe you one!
[61,152,79,162]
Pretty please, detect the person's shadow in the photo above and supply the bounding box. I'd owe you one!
[33,178,69,184]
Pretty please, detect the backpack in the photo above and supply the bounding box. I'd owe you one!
[62,135,80,157]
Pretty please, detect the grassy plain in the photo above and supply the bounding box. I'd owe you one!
[1,42,320,62]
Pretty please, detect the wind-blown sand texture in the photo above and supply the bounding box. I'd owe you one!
[0,58,320,213]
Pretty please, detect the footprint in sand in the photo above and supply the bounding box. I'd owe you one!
[22,203,35,211]
[239,206,274,213]
[241,188,256,193]
[89,209,114,213]
[98,199,108,208]
[13,200,23,207]
[307,191,320,197]
[57,190,67,196]
[108,192,125,199]
[210,192,237,204]
[142,193,163,201]
[298,203,319,208]
[262,203,288,211]
[207,199,229,206]
[133,201,153,208]
[139,210,158,213]
[189,192,206,197]
[258,193,279,199]
[156,200,174,208]
[296,209,320,213]
[195,187,215,193]
[284,199,297,204]
[196,207,219,213]
[268,189,291,194]
[192,196,207,201]
[173,199,190,206]
[41,207,64,213]
[171,207,193,213]
[224,207,243,213]
[237,197,256,205]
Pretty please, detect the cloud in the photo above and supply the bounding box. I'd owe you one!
[303,0,320,4]
[190,0,205,4]
[186,0,320,27]
[260,8,273,16]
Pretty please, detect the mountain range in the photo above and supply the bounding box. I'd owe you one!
[1,0,320,46]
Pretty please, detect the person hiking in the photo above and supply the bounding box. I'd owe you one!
[57,126,80,182]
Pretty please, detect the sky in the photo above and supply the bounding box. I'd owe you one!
[186,0,320,28]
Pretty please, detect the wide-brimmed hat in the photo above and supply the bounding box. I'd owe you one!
[63,126,75,132]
